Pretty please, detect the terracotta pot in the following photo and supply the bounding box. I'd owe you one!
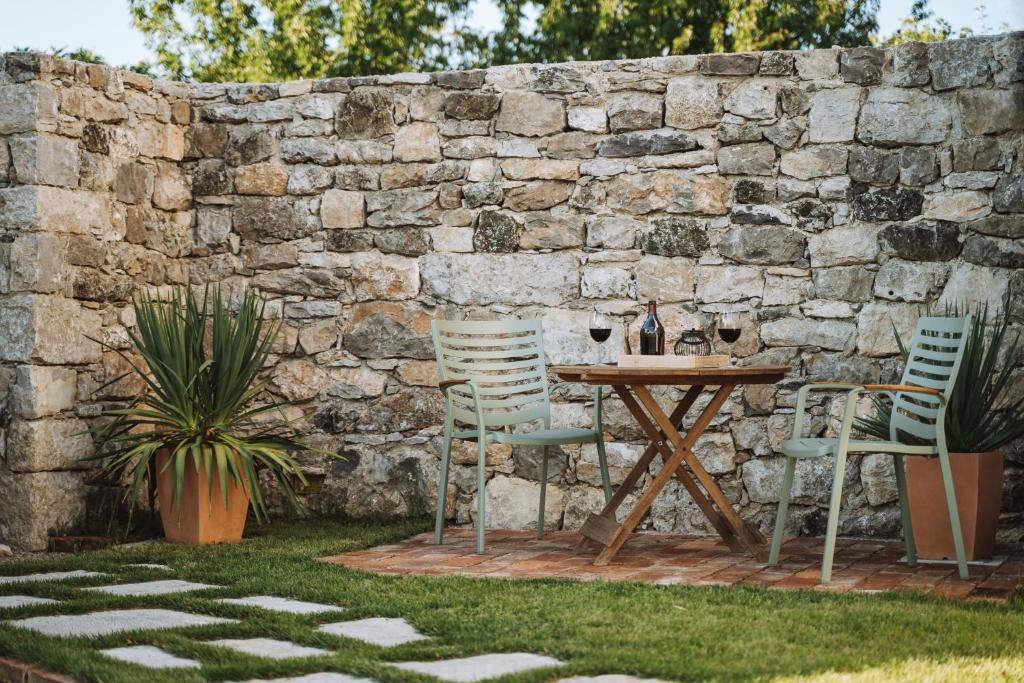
[155,449,250,544]
[906,451,1003,561]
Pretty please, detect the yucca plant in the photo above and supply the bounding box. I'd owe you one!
[87,286,310,521]
[856,298,1024,453]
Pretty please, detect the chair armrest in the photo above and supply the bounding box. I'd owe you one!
[862,384,942,397]
[792,382,863,439]
[438,378,470,393]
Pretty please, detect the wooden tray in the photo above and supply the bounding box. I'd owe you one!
[617,354,729,369]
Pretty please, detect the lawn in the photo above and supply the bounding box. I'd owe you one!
[0,518,1021,683]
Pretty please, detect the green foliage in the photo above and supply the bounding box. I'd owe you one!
[470,0,880,65]
[87,286,313,521]
[126,0,883,81]
[880,0,953,46]
[856,300,1024,453]
[127,0,477,82]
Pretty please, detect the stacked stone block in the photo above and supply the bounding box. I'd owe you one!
[0,34,1021,550]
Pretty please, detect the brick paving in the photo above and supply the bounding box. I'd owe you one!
[321,529,1023,603]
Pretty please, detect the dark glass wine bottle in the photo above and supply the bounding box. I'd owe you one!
[639,301,665,355]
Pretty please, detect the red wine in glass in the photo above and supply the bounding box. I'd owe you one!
[589,310,612,343]
[717,312,742,345]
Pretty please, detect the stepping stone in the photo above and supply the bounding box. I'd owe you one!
[556,677,672,683]
[84,579,220,596]
[234,675,376,683]
[129,563,173,571]
[101,645,201,669]
[218,595,345,615]
[7,608,235,637]
[392,653,563,682]
[0,595,60,609]
[209,638,331,660]
[0,570,106,585]
[318,617,429,647]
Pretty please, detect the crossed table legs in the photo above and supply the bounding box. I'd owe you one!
[577,383,768,566]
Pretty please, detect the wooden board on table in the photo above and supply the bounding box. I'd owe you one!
[618,354,729,369]
[552,364,789,386]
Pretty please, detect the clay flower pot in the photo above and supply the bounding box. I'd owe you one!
[906,451,1003,561]
[155,449,250,544]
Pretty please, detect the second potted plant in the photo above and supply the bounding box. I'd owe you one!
[857,300,1023,560]
[89,286,312,544]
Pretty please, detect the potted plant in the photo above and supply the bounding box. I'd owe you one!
[88,286,311,544]
[856,300,1023,560]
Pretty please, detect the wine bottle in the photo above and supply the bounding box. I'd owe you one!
[639,301,665,355]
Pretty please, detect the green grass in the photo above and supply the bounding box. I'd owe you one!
[0,517,1021,683]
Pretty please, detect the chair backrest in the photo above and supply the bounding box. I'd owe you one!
[891,315,972,444]
[431,319,551,430]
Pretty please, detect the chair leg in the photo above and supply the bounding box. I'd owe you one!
[434,425,453,545]
[893,455,917,567]
[768,457,796,567]
[595,434,613,504]
[938,451,969,579]
[820,451,848,585]
[476,438,487,554]
[537,446,548,541]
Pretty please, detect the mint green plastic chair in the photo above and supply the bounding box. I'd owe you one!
[768,315,972,584]
[432,319,612,554]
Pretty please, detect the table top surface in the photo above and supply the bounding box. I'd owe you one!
[552,364,790,385]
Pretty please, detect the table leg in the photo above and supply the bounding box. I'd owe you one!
[613,386,745,554]
[632,385,767,559]
[573,384,705,553]
[593,384,735,566]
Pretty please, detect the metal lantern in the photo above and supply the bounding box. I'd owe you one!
[674,328,714,356]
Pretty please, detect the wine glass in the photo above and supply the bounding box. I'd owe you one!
[717,312,743,347]
[589,310,612,344]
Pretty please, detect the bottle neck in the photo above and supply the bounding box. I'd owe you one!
[646,301,656,316]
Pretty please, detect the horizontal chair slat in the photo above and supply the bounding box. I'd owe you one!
[451,404,547,427]
[442,347,542,360]
[448,379,548,397]
[438,334,540,348]
[435,319,541,334]
[442,358,546,372]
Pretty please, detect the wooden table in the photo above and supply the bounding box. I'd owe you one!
[553,365,789,566]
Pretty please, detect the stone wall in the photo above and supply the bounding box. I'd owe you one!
[1,35,1022,550]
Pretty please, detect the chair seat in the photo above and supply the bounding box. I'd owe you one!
[782,437,938,459]
[454,428,599,446]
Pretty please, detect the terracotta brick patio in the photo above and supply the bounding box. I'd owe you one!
[322,529,1023,603]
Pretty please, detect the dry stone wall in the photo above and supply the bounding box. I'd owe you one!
[1,35,1022,550]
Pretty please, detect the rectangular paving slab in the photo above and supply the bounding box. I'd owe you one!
[6,608,236,637]
[209,638,331,660]
[318,617,428,647]
[0,595,60,608]
[84,579,221,596]
[101,645,201,669]
[392,653,563,682]
[0,570,106,585]
[218,595,345,615]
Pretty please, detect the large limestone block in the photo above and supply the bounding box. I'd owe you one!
[807,87,860,143]
[0,295,102,364]
[321,189,365,229]
[233,163,288,196]
[394,122,442,162]
[857,302,921,357]
[761,318,856,351]
[723,79,778,120]
[350,253,419,301]
[495,91,565,137]
[606,92,663,132]
[5,233,63,293]
[779,146,847,180]
[663,75,720,129]
[808,226,879,267]
[858,88,951,145]
[335,88,395,139]
[695,265,764,302]
[421,252,577,306]
[635,255,695,302]
[860,453,898,506]
[472,475,565,531]
[0,186,111,235]
[0,83,58,134]
[11,365,76,418]
[717,226,806,265]
[7,418,94,472]
[8,133,80,187]
[938,262,1010,312]
[957,87,1024,136]
[0,469,86,551]
[742,457,833,504]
